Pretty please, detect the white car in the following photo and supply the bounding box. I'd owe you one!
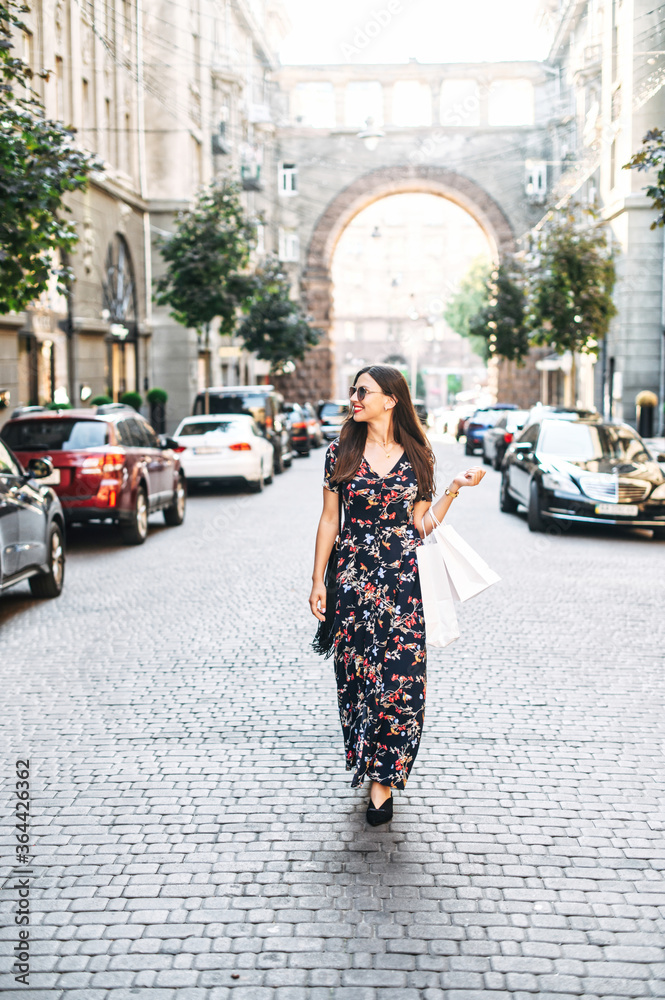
[173,414,274,491]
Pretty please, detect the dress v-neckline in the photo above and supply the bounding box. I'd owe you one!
[362,451,405,479]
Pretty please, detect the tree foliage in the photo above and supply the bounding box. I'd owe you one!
[527,206,616,356]
[469,261,531,365]
[623,128,665,229]
[0,0,96,313]
[443,256,492,361]
[154,177,256,335]
[237,258,320,373]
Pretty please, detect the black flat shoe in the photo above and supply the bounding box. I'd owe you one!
[366,794,393,826]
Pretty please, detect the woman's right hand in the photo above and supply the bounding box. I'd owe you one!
[309,581,327,622]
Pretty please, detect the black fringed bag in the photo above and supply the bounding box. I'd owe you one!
[312,489,342,658]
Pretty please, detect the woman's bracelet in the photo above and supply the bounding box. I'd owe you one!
[444,486,460,499]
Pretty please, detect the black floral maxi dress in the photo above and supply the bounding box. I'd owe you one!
[323,439,430,789]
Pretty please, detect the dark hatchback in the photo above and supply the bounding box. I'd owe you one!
[500,417,665,537]
[0,437,66,597]
[464,405,518,455]
[1,406,186,545]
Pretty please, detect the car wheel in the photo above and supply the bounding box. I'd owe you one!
[264,457,274,485]
[465,441,474,456]
[500,474,518,514]
[284,453,293,468]
[29,522,65,599]
[274,448,285,475]
[122,486,149,545]
[652,527,665,541]
[493,449,503,472]
[164,474,186,526]
[249,462,265,493]
[482,449,491,465]
[527,480,546,533]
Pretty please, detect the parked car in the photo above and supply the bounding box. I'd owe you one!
[500,416,665,537]
[192,386,293,474]
[174,414,274,491]
[413,399,429,428]
[302,402,324,448]
[0,438,66,598]
[482,409,530,469]
[525,404,599,425]
[318,400,349,442]
[1,404,186,545]
[463,405,517,455]
[283,402,311,456]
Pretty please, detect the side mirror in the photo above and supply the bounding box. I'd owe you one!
[657,453,665,463]
[160,435,179,450]
[26,456,54,479]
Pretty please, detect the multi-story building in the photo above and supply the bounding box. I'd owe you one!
[540,0,665,429]
[0,0,288,431]
[1,0,151,421]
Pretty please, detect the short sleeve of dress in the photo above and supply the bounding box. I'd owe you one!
[323,440,339,493]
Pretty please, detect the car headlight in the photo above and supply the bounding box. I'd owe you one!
[542,472,581,494]
[650,482,665,500]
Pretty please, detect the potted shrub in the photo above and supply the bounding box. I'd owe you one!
[146,387,168,434]
[119,391,143,412]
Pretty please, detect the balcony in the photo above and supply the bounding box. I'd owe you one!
[241,163,263,191]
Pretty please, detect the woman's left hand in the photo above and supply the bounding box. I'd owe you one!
[453,467,486,490]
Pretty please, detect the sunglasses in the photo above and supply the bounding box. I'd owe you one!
[348,386,385,401]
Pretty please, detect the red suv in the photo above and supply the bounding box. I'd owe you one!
[1,404,186,544]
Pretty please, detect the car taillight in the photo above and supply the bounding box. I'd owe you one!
[102,453,125,474]
[229,442,251,451]
[173,446,186,453]
[292,422,306,430]
[503,432,513,444]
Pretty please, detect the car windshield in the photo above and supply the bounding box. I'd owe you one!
[2,419,109,450]
[320,403,348,420]
[201,393,267,422]
[178,420,240,436]
[537,422,651,462]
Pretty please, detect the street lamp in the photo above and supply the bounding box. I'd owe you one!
[357,116,385,152]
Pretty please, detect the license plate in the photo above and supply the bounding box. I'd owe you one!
[40,469,61,485]
[194,446,221,455]
[595,503,639,516]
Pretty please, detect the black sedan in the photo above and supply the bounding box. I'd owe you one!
[0,437,66,597]
[500,417,665,538]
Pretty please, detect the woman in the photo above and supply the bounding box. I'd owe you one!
[309,365,485,826]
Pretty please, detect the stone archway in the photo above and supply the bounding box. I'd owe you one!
[276,165,516,402]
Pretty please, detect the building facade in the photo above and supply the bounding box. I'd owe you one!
[1,0,150,424]
[542,0,665,429]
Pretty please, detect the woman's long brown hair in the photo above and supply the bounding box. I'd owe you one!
[329,364,435,500]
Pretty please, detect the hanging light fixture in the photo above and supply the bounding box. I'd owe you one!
[357,116,385,152]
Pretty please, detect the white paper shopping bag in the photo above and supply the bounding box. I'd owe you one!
[416,539,460,648]
[434,523,501,603]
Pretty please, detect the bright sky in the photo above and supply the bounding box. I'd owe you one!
[278,0,552,65]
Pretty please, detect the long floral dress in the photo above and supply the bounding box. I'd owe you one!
[323,439,430,789]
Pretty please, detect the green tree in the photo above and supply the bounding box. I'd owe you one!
[469,261,531,365]
[443,256,492,360]
[623,128,665,229]
[527,206,616,356]
[155,177,256,337]
[0,0,96,313]
[237,258,320,374]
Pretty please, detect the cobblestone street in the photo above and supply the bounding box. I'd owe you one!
[2,437,665,1000]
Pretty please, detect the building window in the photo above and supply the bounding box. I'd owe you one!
[610,139,617,189]
[488,79,534,126]
[55,56,67,122]
[392,81,431,126]
[439,79,480,127]
[256,223,265,255]
[279,162,298,196]
[344,81,383,128]
[278,228,300,262]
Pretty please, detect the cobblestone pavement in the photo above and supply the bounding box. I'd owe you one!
[1,438,665,1000]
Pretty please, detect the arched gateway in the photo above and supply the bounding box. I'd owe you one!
[276,165,516,402]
